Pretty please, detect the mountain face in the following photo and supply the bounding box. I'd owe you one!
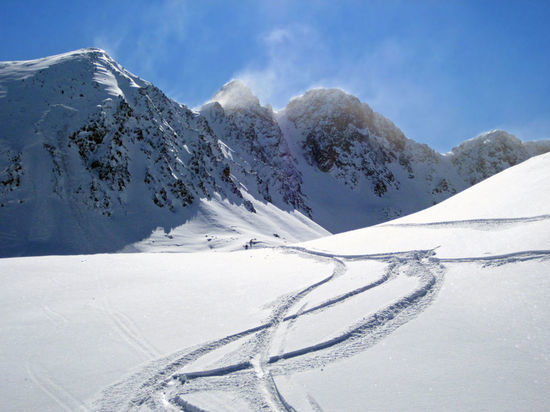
[200,80,310,215]
[276,89,550,231]
[0,49,326,256]
[1,49,548,256]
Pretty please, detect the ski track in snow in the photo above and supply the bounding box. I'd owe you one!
[94,273,161,361]
[381,214,550,229]
[93,236,550,411]
[42,305,69,326]
[26,360,89,411]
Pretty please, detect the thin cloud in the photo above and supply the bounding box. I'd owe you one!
[93,35,122,60]
[233,25,330,108]
[232,27,451,148]
[92,0,189,77]
[326,39,450,144]
[502,118,550,142]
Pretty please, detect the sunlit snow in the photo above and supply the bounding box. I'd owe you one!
[1,153,549,410]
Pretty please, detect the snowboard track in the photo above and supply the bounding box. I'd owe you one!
[93,246,550,411]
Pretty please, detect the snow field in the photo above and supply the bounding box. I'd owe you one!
[279,260,550,411]
[0,250,329,411]
[0,148,548,411]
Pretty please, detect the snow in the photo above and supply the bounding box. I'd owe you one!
[280,260,550,411]
[278,272,420,355]
[393,151,550,222]
[123,196,329,253]
[0,250,329,410]
[0,150,549,410]
[209,80,261,112]
[302,153,550,259]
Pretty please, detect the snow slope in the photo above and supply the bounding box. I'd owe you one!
[0,153,548,410]
[123,196,328,253]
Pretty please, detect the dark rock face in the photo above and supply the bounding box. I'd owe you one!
[201,81,310,215]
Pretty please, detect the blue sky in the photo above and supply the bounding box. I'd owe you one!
[1,0,549,151]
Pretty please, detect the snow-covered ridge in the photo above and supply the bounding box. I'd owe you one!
[0,49,548,256]
[0,48,326,257]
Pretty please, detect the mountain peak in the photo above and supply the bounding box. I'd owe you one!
[474,129,520,144]
[452,129,523,153]
[283,86,407,151]
[0,47,120,84]
[293,87,360,103]
[210,79,260,111]
[285,88,364,119]
[1,47,110,67]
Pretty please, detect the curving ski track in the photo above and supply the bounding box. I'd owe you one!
[93,243,550,411]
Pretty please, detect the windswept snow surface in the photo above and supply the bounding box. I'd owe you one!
[121,197,329,253]
[0,154,549,411]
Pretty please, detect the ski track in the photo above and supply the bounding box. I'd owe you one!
[92,238,550,411]
[42,305,69,326]
[380,214,550,228]
[94,273,161,361]
[26,360,89,411]
[106,306,161,360]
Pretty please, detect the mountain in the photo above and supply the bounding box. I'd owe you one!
[1,151,548,411]
[1,49,548,256]
[277,88,549,231]
[0,49,327,257]
[201,80,310,215]
[450,129,550,185]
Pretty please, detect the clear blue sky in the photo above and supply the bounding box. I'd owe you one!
[1,0,549,151]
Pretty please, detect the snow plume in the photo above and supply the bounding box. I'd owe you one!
[233,25,330,109]
[92,35,122,61]
[231,28,455,150]
[93,0,188,75]
[209,80,260,111]
[318,38,465,151]
[333,39,443,142]
[230,28,438,139]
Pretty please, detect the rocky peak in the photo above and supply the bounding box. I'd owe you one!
[210,80,261,113]
[284,88,407,153]
[450,130,532,185]
[201,82,309,215]
[452,130,523,152]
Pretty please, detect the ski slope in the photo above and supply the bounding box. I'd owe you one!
[0,153,549,411]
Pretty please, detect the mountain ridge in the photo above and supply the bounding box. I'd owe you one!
[1,48,548,256]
